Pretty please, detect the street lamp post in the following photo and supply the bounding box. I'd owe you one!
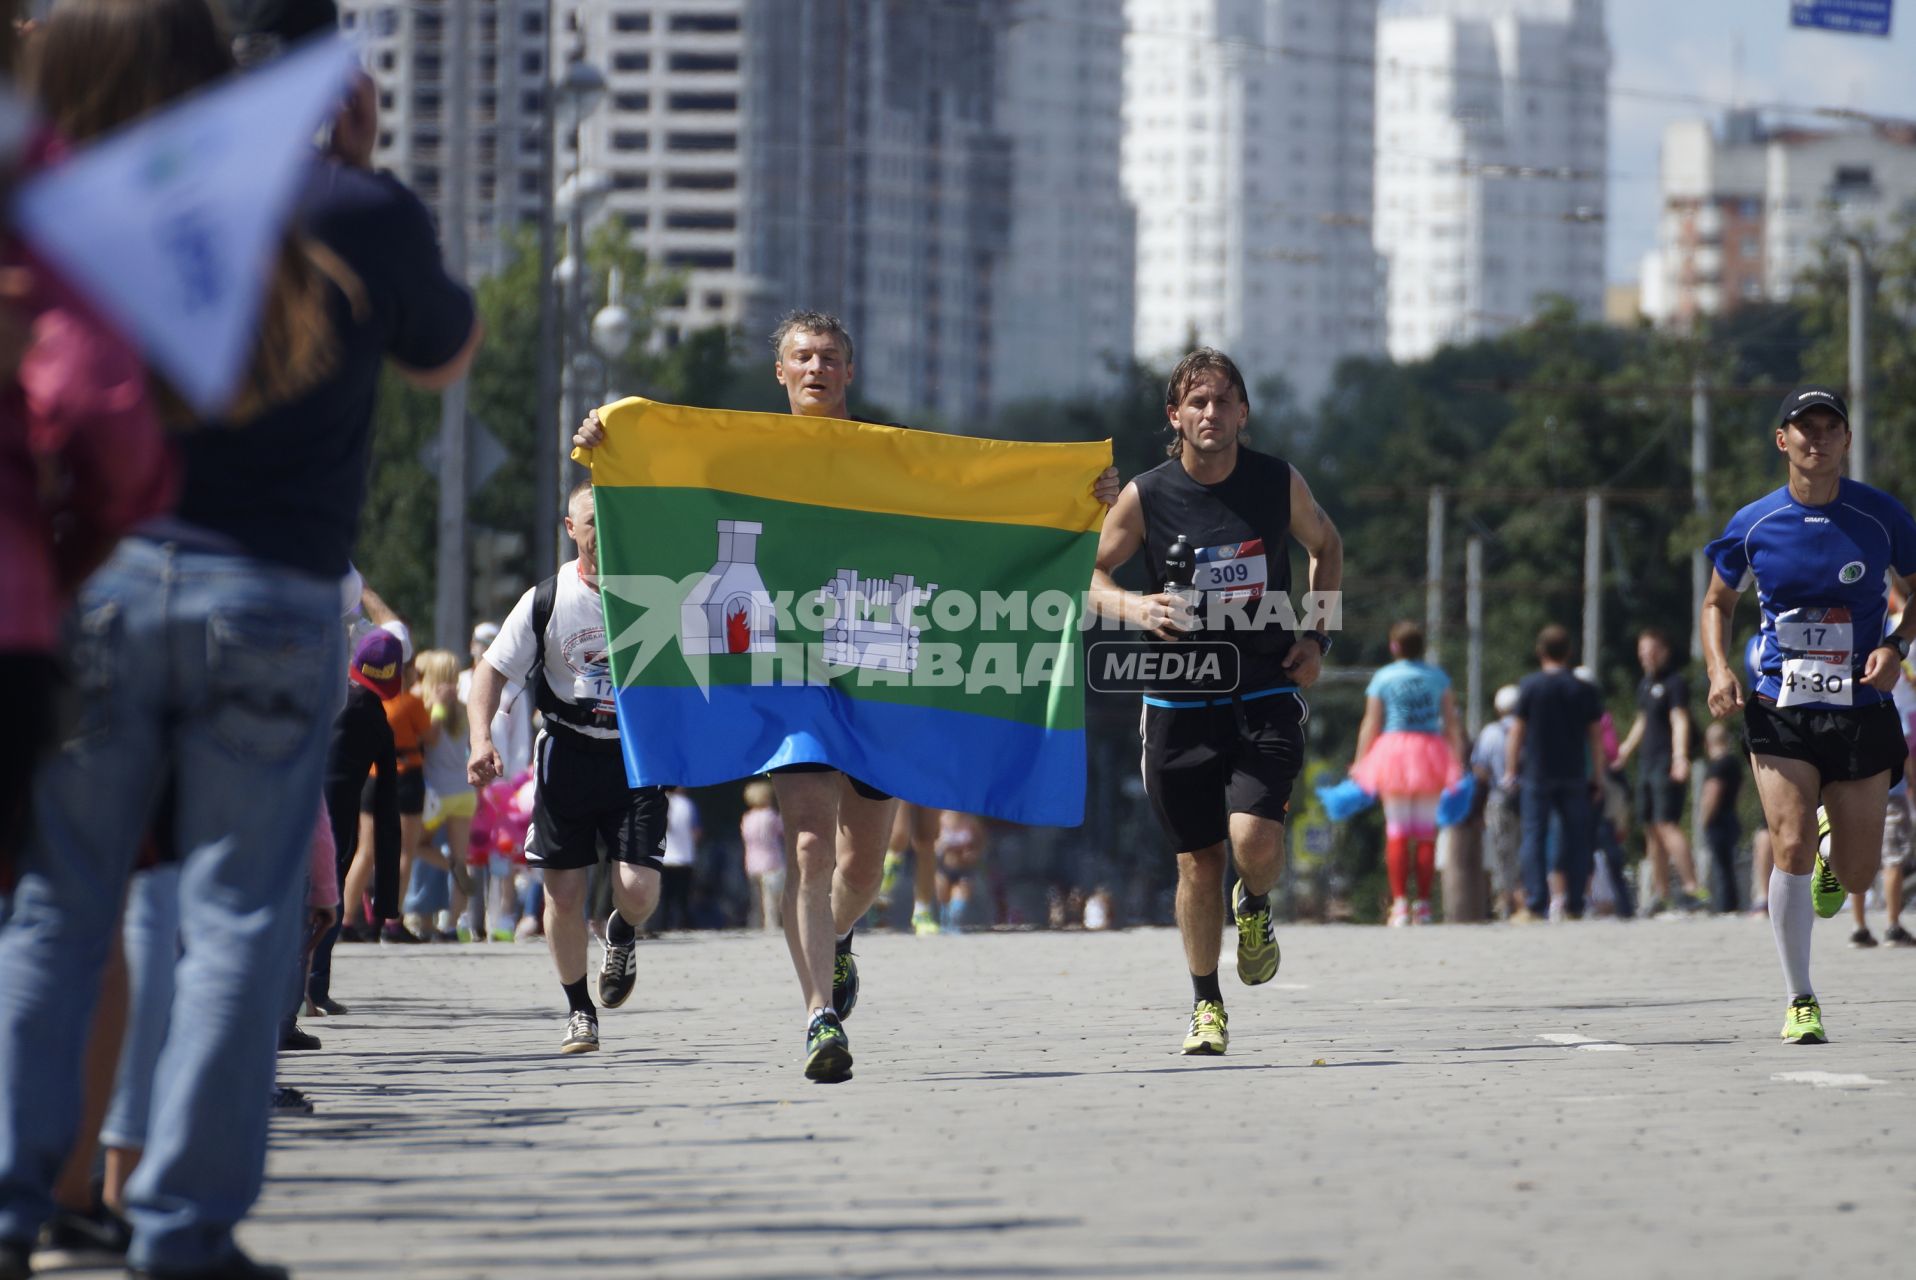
[550,58,606,568]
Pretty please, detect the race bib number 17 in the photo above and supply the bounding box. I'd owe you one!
[1775,607,1853,708]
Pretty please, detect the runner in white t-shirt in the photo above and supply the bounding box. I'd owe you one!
[467,483,666,1055]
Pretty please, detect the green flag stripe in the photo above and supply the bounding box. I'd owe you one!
[596,486,1095,730]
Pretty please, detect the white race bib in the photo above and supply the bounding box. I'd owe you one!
[1194,538,1268,602]
[573,672,615,712]
[1775,608,1853,708]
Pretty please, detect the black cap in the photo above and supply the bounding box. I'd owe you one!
[222,1,338,41]
[1775,384,1850,430]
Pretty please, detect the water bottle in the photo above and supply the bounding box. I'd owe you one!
[1163,534,1200,635]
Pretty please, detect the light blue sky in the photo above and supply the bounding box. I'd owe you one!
[1606,1,1915,282]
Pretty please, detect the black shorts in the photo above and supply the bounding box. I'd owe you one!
[361,769,425,817]
[1634,766,1686,826]
[528,728,669,872]
[1140,690,1306,852]
[769,762,891,802]
[1743,697,1907,785]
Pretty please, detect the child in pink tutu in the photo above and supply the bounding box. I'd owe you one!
[1350,621,1467,925]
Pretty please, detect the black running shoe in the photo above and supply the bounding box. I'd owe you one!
[271,1086,314,1115]
[130,1247,291,1279]
[310,995,349,1017]
[380,922,425,945]
[278,1024,321,1052]
[804,1011,853,1083]
[1885,923,1916,947]
[35,1204,131,1269]
[832,943,860,1020]
[599,915,638,1009]
[1851,927,1879,949]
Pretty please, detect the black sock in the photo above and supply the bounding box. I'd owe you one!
[1238,888,1269,914]
[563,978,595,1017]
[607,911,636,945]
[836,928,854,956]
[1192,969,1223,1005]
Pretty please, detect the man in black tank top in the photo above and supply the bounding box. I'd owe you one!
[576,311,1119,1082]
[1090,348,1344,1057]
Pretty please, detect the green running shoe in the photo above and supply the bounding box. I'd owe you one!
[1811,852,1846,919]
[1233,882,1280,985]
[832,948,860,1020]
[804,1012,853,1082]
[1782,995,1826,1045]
[911,909,941,936]
[1181,1000,1229,1055]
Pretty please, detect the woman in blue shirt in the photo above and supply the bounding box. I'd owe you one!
[1351,621,1467,925]
[1701,385,1916,1045]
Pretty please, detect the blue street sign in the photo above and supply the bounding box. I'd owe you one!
[1791,0,1894,36]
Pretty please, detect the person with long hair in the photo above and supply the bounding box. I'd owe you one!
[1350,621,1466,925]
[0,3,477,1276]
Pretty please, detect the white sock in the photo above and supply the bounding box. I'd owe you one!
[1769,868,1815,998]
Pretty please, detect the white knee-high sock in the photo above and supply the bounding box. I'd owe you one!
[1769,868,1815,998]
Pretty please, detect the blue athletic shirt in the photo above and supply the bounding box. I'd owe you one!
[1366,659,1450,733]
[1705,479,1916,710]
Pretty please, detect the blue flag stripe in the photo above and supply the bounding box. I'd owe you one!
[612,685,1086,827]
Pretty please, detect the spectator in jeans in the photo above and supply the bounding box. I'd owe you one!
[0,4,479,1276]
[1470,685,1523,918]
[1503,625,1605,921]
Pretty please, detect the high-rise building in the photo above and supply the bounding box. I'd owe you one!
[742,0,1014,423]
[562,0,748,340]
[1373,0,1608,362]
[1122,0,1382,407]
[340,1,551,278]
[991,1,1135,406]
[1643,111,1916,328]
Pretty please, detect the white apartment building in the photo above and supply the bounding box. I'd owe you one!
[563,0,748,339]
[991,1,1136,405]
[1122,0,1382,407]
[340,1,551,277]
[1373,0,1608,362]
[1645,110,1916,328]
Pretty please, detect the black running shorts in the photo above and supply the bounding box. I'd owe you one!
[769,762,892,802]
[1140,690,1306,852]
[1743,697,1906,785]
[360,769,425,817]
[1634,767,1686,826]
[528,728,669,872]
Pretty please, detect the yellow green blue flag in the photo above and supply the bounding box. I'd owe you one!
[575,398,1110,825]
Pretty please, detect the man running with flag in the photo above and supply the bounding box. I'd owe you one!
[575,310,1117,1082]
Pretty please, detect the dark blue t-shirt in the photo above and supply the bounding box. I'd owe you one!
[1705,479,1916,709]
[1515,668,1600,783]
[170,161,475,578]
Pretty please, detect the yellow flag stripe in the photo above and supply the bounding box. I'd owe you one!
[573,398,1111,535]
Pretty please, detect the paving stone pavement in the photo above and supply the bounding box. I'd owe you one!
[52,913,1916,1279]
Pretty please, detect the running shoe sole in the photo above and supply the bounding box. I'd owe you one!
[832,952,860,1020]
[1232,881,1280,985]
[599,926,638,1008]
[804,1037,853,1083]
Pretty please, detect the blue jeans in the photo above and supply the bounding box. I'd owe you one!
[99,865,182,1151]
[1519,779,1595,916]
[0,540,342,1268]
